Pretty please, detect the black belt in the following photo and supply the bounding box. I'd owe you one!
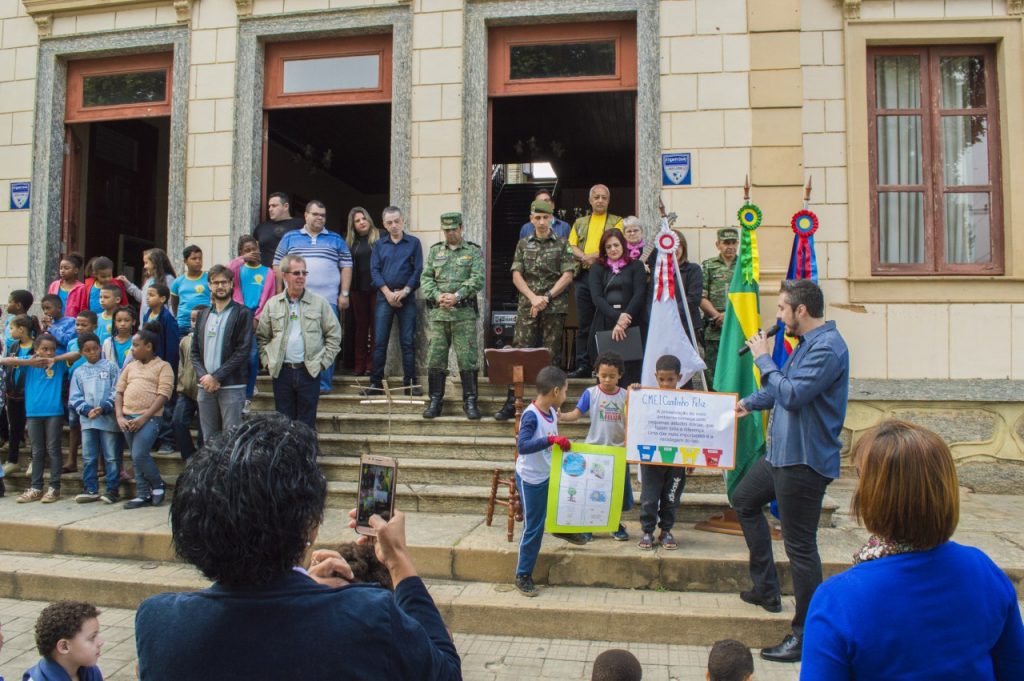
[282,362,306,369]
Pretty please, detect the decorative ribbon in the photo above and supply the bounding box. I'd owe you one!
[656,254,676,302]
[790,210,820,280]
[738,202,762,284]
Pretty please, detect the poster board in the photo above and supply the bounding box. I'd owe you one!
[545,443,627,534]
[624,388,737,469]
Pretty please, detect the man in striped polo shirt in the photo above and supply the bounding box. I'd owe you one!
[273,199,352,394]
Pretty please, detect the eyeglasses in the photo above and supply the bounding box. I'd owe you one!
[284,270,309,277]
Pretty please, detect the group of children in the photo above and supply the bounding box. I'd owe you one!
[0,235,274,509]
[514,351,690,597]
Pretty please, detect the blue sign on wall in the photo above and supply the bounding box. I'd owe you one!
[662,153,692,186]
[9,182,30,210]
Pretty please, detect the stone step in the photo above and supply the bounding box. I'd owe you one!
[0,547,792,646]
[250,393,523,417]
[4,471,790,518]
[256,374,599,398]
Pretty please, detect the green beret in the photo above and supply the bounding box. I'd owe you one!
[440,212,462,229]
[530,200,553,215]
[717,228,739,241]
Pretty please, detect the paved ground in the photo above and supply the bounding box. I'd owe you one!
[0,597,802,681]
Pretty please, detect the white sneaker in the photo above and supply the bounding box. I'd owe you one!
[243,400,252,415]
[2,462,18,476]
[75,492,101,503]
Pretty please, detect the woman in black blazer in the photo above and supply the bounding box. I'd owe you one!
[587,229,647,385]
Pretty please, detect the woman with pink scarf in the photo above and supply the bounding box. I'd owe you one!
[587,230,647,385]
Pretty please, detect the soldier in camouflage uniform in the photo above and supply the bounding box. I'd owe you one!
[421,212,485,420]
[494,199,576,421]
[699,227,739,390]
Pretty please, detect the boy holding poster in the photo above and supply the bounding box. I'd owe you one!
[560,352,632,541]
[631,355,687,551]
[514,365,588,597]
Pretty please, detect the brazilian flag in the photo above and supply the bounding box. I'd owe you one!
[714,209,767,502]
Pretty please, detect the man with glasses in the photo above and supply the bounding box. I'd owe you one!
[256,255,342,429]
[191,265,253,439]
[273,200,352,394]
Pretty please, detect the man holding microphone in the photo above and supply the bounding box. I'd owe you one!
[732,279,849,663]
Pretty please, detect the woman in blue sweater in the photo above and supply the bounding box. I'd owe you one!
[801,420,1024,680]
[135,413,461,681]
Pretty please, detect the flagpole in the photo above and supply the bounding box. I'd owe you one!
[657,199,707,389]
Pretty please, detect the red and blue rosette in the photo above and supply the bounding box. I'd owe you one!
[789,209,819,281]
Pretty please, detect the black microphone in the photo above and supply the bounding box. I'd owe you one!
[737,325,782,356]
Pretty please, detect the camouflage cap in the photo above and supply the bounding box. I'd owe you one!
[440,212,463,229]
[530,199,553,215]
[717,228,739,241]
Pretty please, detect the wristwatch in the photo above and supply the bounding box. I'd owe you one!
[455,292,463,302]
[341,290,349,297]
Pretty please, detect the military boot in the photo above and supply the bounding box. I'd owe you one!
[460,371,481,420]
[422,370,446,419]
[494,386,516,421]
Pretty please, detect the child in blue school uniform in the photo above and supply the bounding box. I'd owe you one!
[170,244,210,337]
[23,600,105,681]
[1,314,40,480]
[513,365,589,598]
[69,332,120,504]
[3,333,75,503]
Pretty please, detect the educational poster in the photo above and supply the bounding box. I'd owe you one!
[624,388,737,469]
[545,443,627,534]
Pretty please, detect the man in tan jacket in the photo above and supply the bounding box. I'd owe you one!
[256,254,342,429]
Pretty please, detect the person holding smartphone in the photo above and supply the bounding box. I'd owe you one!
[136,413,460,681]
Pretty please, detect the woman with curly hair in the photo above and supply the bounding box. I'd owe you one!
[135,413,460,680]
[586,229,646,385]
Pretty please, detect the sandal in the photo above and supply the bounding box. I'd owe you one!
[659,530,678,550]
[638,532,654,551]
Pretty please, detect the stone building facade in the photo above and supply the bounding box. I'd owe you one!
[0,0,1023,465]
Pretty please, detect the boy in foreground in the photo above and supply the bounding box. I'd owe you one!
[25,600,105,680]
[514,365,588,597]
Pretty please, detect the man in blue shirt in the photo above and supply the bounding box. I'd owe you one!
[517,189,570,240]
[273,200,352,393]
[733,278,849,664]
[366,206,423,396]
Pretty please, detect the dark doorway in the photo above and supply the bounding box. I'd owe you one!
[265,103,391,236]
[266,103,391,372]
[488,91,637,351]
[67,117,170,281]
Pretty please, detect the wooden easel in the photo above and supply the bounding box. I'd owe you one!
[483,347,552,542]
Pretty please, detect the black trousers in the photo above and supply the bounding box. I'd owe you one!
[639,464,686,533]
[574,275,595,368]
[732,456,831,636]
[272,365,320,430]
[5,398,26,464]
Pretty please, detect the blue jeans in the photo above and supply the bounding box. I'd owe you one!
[320,303,340,392]
[515,473,550,577]
[82,428,120,495]
[246,340,259,398]
[171,395,203,461]
[124,415,164,499]
[370,293,417,386]
[272,365,320,430]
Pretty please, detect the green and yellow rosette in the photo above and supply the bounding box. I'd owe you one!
[737,202,761,285]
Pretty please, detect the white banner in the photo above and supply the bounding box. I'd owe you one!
[624,388,737,469]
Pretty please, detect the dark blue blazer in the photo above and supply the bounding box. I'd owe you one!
[136,570,461,681]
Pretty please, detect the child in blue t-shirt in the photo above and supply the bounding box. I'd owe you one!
[63,310,98,475]
[95,284,121,345]
[3,334,75,503]
[102,307,136,371]
[231,235,275,400]
[39,294,77,353]
[0,314,39,486]
[513,365,588,598]
[170,244,210,336]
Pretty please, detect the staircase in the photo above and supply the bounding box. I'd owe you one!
[489,182,553,315]
[0,374,848,646]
